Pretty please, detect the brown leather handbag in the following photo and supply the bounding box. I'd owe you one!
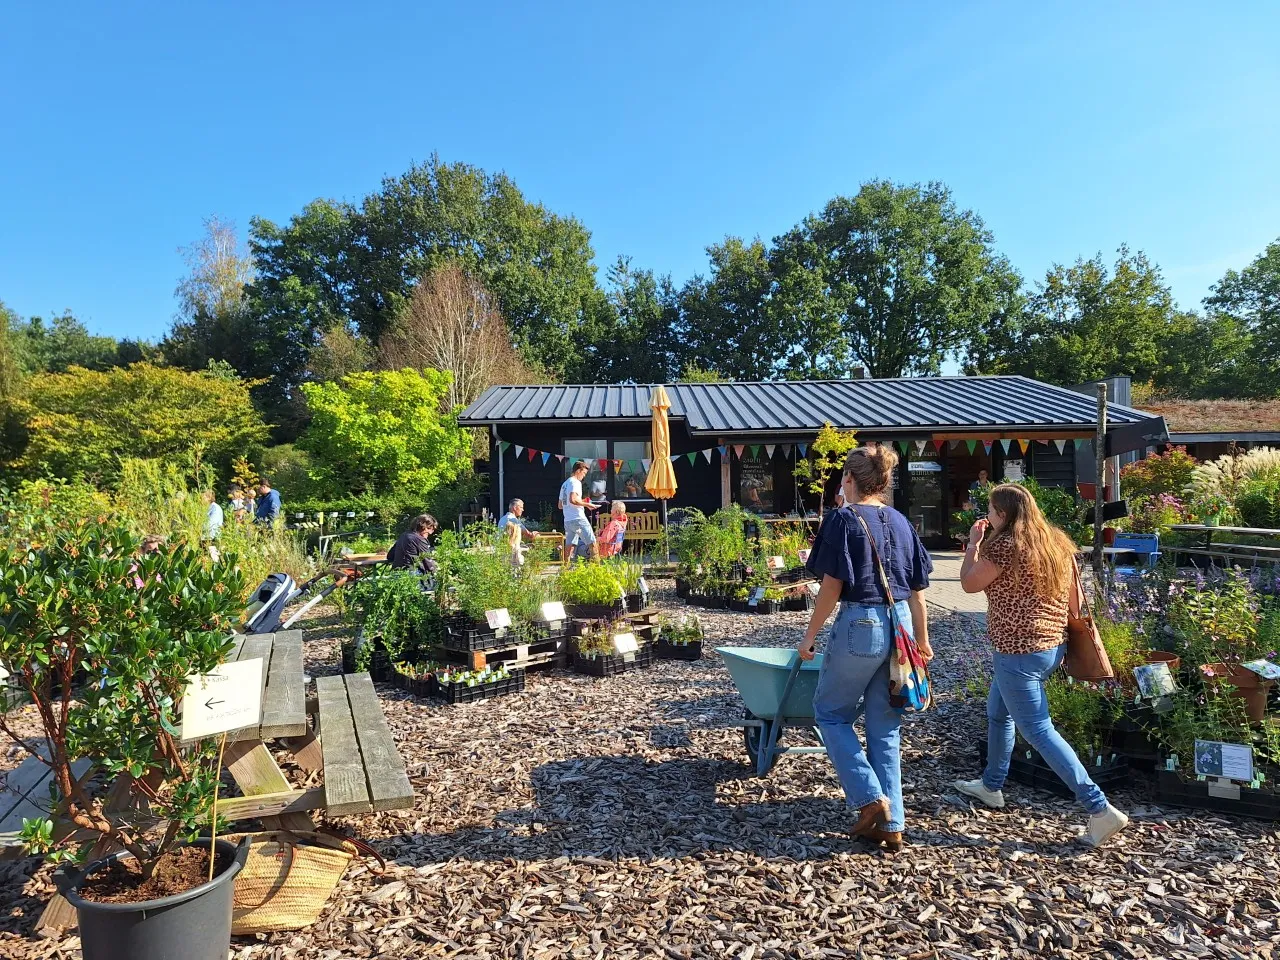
[1063,561,1114,681]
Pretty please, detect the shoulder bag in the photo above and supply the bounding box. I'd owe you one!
[1063,560,1115,681]
[851,509,933,713]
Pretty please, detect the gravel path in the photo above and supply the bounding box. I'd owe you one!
[3,582,1279,959]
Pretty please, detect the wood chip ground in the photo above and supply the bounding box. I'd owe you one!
[2,585,1278,958]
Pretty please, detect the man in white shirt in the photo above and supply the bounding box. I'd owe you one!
[558,460,600,562]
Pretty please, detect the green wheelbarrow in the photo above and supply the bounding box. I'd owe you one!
[718,646,833,776]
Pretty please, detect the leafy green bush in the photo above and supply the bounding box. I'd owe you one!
[343,569,437,666]
[1120,446,1198,499]
[558,561,624,604]
[1167,571,1263,666]
[1044,676,1114,761]
[1236,477,1280,528]
[0,516,244,869]
[257,444,322,499]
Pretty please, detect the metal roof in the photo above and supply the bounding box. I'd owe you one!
[459,377,1165,438]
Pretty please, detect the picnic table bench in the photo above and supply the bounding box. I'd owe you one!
[11,630,413,931]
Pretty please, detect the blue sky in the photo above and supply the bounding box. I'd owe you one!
[2,1,1278,350]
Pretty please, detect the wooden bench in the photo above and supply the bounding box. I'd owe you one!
[0,746,91,859]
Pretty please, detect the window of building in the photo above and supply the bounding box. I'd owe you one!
[614,441,652,499]
[564,440,608,502]
[563,439,653,501]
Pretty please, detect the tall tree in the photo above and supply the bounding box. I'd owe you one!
[8,310,129,374]
[377,263,541,411]
[976,247,1179,385]
[771,181,1021,378]
[577,257,681,383]
[679,238,784,381]
[1204,237,1280,394]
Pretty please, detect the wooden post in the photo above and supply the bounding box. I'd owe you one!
[1093,383,1107,583]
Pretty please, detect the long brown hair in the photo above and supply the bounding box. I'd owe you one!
[986,484,1075,597]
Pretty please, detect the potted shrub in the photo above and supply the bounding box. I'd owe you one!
[0,517,250,960]
[570,620,653,677]
[558,561,625,620]
[1190,492,1232,527]
[342,569,438,676]
[656,615,703,661]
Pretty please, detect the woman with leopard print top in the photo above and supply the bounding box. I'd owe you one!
[953,483,1129,848]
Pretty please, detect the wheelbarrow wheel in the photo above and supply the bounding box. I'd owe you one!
[742,708,781,776]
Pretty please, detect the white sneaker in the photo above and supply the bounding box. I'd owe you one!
[1085,804,1129,847]
[953,778,1005,809]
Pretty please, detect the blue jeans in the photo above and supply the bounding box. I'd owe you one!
[813,601,908,831]
[984,645,1109,815]
[564,517,596,547]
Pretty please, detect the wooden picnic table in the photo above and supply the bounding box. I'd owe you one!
[1166,524,1280,570]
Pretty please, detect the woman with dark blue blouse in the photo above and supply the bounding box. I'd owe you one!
[797,445,934,851]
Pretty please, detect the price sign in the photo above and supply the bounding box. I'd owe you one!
[1243,659,1280,681]
[180,658,264,742]
[638,577,650,608]
[485,608,512,630]
[1194,740,1254,782]
[807,581,821,596]
[767,556,784,570]
[748,586,766,608]
[613,632,638,655]
[346,511,356,518]
[797,549,811,563]
[540,601,566,623]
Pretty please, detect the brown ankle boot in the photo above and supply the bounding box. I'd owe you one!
[851,798,889,837]
[863,826,904,852]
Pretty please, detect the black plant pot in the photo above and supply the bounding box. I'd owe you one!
[59,838,248,960]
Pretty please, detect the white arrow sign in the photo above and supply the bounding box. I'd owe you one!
[180,657,263,742]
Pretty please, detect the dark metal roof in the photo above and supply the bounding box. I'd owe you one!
[460,377,1165,439]
[1169,432,1280,444]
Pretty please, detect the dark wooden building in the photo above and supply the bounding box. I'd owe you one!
[459,377,1167,549]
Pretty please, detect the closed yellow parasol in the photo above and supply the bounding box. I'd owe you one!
[644,385,678,500]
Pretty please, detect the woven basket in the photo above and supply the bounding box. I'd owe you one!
[227,831,356,935]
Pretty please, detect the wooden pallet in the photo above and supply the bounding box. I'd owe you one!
[426,635,568,672]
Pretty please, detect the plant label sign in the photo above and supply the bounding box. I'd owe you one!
[613,632,638,655]
[540,601,566,623]
[767,555,785,570]
[180,658,263,742]
[797,549,810,563]
[485,608,512,630]
[1243,659,1280,681]
[748,586,766,608]
[807,581,821,597]
[1133,662,1176,699]
[1194,739,1254,782]
[638,577,650,607]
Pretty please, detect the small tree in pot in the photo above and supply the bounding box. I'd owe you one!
[0,513,247,959]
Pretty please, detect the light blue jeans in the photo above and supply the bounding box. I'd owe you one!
[983,645,1109,815]
[813,600,909,832]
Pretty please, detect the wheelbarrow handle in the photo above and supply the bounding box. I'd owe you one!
[777,650,805,715]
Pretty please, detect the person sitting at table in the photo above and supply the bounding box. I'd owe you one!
[598,501,629,558]
[624,477,641,498]
[388,514,438,574]
[498,498,537,566]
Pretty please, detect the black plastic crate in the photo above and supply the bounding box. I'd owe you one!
[656,638,703,661]
[1154,769,1280,821]
[433,669,527,704]
[393,670,433,697]
[783,593,815,612]
[689,593,727,610]
[442,620,514,652]
[572,645,656,677]
[566,600,626,620]
[343,640,391,680]
[518,621,568,643]
[728,598,782,614]
[977,739,1131,800]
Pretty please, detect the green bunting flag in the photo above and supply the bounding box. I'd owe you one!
[749,444,761,459]
[896,440,909,454]
[686,451,697,465]
[498,441,510,453]
[965,439,978,454]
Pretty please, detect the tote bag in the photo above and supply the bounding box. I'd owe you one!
[1063,561,1115,682]
[851,511,933,713]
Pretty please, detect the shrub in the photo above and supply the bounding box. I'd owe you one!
[1167,571,1263,666]
[557,561,624,605]
[256,444,320,499]
[0,517,244,870]
[1120,446,1198,499]
[1189,446,1280,501]
[1127,493,1186,535]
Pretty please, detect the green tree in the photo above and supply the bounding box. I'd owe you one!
[794,422,858,515]
[12,362,268,484]
[1204,237,1280,395]
[578,257,681,383]
[772,181,1021,378]
[977,247,1178,385]
[678,362,726,383]
[299,368,470,495]
[9,311,131,375]
[679,238,783,381]
[1152,311,1255,397]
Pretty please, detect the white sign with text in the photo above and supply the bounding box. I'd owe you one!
[180,658,263,742]
[485,608,512,630]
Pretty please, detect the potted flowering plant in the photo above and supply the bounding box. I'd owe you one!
[0,516,248,960]
[1190,492,1232,527]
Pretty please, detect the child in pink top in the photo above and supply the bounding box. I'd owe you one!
[598,502,629,558]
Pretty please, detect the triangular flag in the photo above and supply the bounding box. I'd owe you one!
[670,454,679,462]
[965,440,978,454]
[1036,438,1050,445]
[498,441,510,453]
[514,445,524,458]
[612,460,621,473]
[1054,439,1067,454]
[914,440,927,455]
[686,451,697,465]
[542,451,551,465]
[797,443,807,458]
[765,444,775,459]
[1017,439,1029,454]
[596,458,607,470]
[982,440,993,454]
[999,439,1011,454]
[785,444,794,458]
[642,458,651,471]
[896,441,909,454]
[528,447,537,462]
[748,444,761,459]
[555,454,565,462]
[701,449,713,464]
[717,445,727,459]
[733,444,745,459]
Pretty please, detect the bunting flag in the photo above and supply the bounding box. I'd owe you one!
[1053,439,1068,454]
[1017,439,1030,454]
[765,444,775,459]
[686,451,697,465]
[541,452,551,465]
[555,454,565,462]
[717,445,728,459]
[734,444,745,459]
[701,449,713,464]
[949,439,962,451]
[914,439,927,455]
[748,444,761,459]
[797,443,808,458]
[896,440,909,454]
[965,439,978,454]
[982,440,993,454]
[498,441,511,453]
[642,458,651,471]
[670,454,680,462]
[999,439,1011,454]
[528,447,537,462]
[514,445,524,458]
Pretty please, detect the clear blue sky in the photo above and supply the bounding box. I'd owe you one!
[2,1,1278,350]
